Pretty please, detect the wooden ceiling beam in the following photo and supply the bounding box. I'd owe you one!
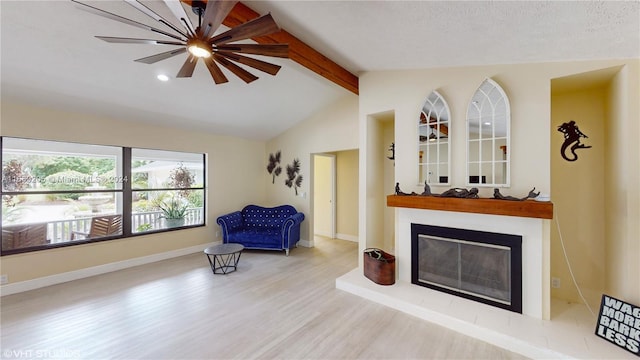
[182,0,359,94]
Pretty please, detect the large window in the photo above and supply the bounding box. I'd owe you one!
[1,137,205,255]
[131,149,205,234]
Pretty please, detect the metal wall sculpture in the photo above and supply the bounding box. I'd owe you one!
[558,120,591,162]
[285,159,303,195]
[267,151,282,184]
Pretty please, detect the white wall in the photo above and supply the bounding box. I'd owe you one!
[397,208,546,318]
[359,59,640,311]
[605,65,640,302]
[266,94,359,244]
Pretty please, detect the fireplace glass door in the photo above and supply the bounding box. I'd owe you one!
[418,235,511,304]
[411,223,522,313]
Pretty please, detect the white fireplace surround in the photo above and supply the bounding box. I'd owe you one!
[336,207,553,357]
[396,208,547,318]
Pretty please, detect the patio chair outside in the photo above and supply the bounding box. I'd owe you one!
[2,223,49,250]
[71,214,123,240]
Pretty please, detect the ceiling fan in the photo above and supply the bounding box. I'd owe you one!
[71,0,288,84]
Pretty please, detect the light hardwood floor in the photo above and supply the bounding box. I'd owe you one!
[1,237,528,359]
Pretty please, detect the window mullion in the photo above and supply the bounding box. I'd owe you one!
[123,147,132,237]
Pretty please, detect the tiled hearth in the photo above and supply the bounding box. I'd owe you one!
[336,270,635,359]
[336,199,635,359]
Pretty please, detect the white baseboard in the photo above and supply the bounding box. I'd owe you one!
[314,231,333,238]
[0,243,215,296]
[336,233,358,242]
[298,239,312,248]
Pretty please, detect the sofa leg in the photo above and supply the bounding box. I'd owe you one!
[285,248,290,256]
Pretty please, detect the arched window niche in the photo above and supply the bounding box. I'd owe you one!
[466,78,511,187]
[418,90,451,186]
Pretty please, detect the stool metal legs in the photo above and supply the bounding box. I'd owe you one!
[206,251,242,274]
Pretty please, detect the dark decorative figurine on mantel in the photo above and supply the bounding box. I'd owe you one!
[422,182,479,198]
[395,182,542,202]
[440,187,479,199]
[395,183,416,196]
[421,181,435,196]
[397,182,478,198]
[493,188,540,201]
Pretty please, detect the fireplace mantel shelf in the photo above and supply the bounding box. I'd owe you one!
[387,195,553,219]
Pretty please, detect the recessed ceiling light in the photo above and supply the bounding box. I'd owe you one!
[484,122,492,126]
[157,74,169,82]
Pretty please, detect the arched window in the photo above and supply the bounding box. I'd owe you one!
[466,78,510,187]
[418,90,451,185]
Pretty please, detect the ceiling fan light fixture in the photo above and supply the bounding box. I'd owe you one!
[187,40,211,58]
[72,0,288,85]
[428,128,438,142]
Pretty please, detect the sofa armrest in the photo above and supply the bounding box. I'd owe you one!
[216,211,243,241]
[281,212,305,248]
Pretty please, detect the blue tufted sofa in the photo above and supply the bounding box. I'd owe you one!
[216,205,305,256]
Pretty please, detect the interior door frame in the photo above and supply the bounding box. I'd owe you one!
[313,153,336,239]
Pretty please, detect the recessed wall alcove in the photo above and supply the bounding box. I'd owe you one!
[550,65,627,318]
[362,110,395,259]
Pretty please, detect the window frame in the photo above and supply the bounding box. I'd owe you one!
[1,137,206,256]
[466,78,511,188]
[418,90,451,186]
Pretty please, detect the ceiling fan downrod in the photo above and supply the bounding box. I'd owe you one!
[191,0,206,28]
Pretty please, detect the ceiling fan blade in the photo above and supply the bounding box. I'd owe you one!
[70,0,185,42]
[204,57,229,84]
[176,55,198,78]
[217,52,281,76]
[124,0,188,38]
[163,0,196,37]
[216,44,288,58]
[214,55,258,83]
[96,36,184,46]
[134,48,187,64]
[201,0,238,39]
[209,14,280,45]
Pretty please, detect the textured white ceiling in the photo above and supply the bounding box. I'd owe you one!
[1,1,638,140]
[247,0,640,74]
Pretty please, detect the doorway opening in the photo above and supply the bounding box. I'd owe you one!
[312,150,359,243]
[313,154,336,239]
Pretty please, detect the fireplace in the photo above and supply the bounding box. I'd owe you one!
[411,223,523,313]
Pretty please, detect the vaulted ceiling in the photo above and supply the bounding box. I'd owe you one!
[1,1,638,140]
